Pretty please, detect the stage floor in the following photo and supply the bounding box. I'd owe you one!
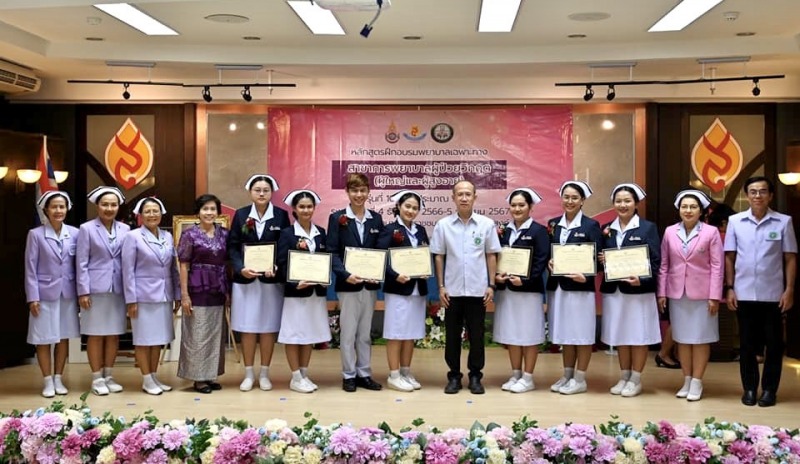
[2,346,798,429]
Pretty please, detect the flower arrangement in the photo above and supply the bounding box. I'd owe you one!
[2,402,799,464]
[296,238,308,251]
[603,225,613,238]
[417,302,447,349]
[241,217,256,235]
[497,223,507,238]
[338,215,349,227]
[392,229,405,245]
[546,221,556,237]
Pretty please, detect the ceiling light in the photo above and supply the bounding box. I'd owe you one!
[567,12,611,22]
[778,172,800,186]
[228,123,237,132]
[478,0,523,32]
[204,14,249,23]
[0,167,8,179]
[17,169,42,184]
[287,1,345,35]
[648,0,723,32]
[241,86,252,102]
[752,79,761,96]
[256,122,266,130]
[583,85,594,102]
[606,85,616,101]
[122,82,130,100]
[93,3,179,36]
[202,86,212,103]
[601,119,615,130]
[54,171,69,183]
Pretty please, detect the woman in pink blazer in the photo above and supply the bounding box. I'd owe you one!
[121,197,181,395]
[24,191,80,398]
[657,189,723,401]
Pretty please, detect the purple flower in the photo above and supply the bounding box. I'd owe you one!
[727,440,756,462]
[682,438,712,464]
[142,429,162,449]
[568,435,593,457]
[35,442,59,464]
[566,424,596,440]
[367,438,391,460]
[721,457,742,464]
[145,448,169,464]
[658,421,677,441]
[28,413,64,438]
[487,426,514,448]
[425,439,458,464]
[328,427,360,456]
[81,428,101,447]
[113,427,146,460]
[746,425,774,441]
[593,437,618,462]
[525,428,550,444]
[162,428,188,450]
[542,437,564,457]
[61,433,84,458]
[400,430,420,442]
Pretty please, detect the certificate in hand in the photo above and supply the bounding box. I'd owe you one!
[603,245,651,281]
[551,243,597,276]
[287,250,332,285]
[389,246,432,278]
[243,243,275,273]
[344,247,387,282]
[497,246,531,278]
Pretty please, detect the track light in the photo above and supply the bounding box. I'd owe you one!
[122,82,130,100]
[606,85,616,101]
[583,85,594,102]
[241,86,252,102]
[751,79,761,96]
[202,86,213,103]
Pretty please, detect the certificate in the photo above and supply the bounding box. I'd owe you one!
[243,243,275,272]
[389,246,432,278]
[287,251,332,285]
[497,246,531,278]
[551,243,596,276]
[603,245,651,281]
[344,247,387,282]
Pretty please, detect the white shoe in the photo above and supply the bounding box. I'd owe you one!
[259,376,273,391]
[609,379,627,395]
[403,374,421,390]
[42,379,55,398]
[54,377,68,395]
[142,384,163,395]
[153,376,172,392]
[687,380,703,401]
[676,385,690,398]
[91,378,110,396]
[510,377,535,393]
[104,377,124,393]
[621,381,642,398]
[502,376,520,391]
[239,377,255,392]
[305,376,319,391]
[387,376,414,392]
[290,378,315,393]
[550,377,569,393]
[559,379,587,395]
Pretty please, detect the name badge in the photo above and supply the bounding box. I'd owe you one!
[629,236,642,242]
[573,232,586,238]
[766,231,781,241]
[520,236,532,241]
[369,228,380,234]
[270,225,281,231]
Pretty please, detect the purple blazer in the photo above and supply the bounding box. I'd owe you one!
[24,225,80,303]
[76,218,131,296]
[121,226,181,304]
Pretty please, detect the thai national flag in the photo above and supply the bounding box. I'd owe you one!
[34,135,59,225]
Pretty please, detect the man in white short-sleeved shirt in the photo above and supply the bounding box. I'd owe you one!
[430,180,502,394]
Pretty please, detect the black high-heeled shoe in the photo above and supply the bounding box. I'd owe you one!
[193,382,212,394]
[655,354,681,369]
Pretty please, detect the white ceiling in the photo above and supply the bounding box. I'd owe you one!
[1,0,799,103]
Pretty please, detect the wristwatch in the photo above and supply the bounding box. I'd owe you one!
[724,284,734,292]
[488,284,496,290]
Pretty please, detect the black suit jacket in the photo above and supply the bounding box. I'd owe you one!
[545,214,602,292]
[227,204,291,285]
[326,209,384,292]
[376,221,430,296]
[496,220,550,294]
[277,225,328,298]
[598,217,661,295]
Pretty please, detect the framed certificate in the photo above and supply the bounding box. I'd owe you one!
[497,246,531,278]
[344,247,387,282]
[603,245,651,281]
[551,243,597,276]
[287,250,332,285]
[389,246,432,278]
[243,243,275,272]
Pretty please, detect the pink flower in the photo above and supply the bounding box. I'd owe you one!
[424,438,458,464]
[28,413,64,438]
[145,448,169,464]
[113,427,146,460]
[567,435,592,457]
[657,421,677,442]
[142,429,162,449]
[566,423,596,440]
[542,437,564,457]
[61,433,84,457]
[162,428,188,450]
[525,428,550,444]
[214,428,260,464]
[34,442,58,464]
[681,438,712,464]
[328,427,360,456]
[746,425,774,441]
[594,437,618,462]
[367,438,391,461]
[81,428,101,447]
[727,440,756,462]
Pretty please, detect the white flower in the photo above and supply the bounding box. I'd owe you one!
[264,419,288,432]
[304,447,323,464]
[209,436,221,447]
[632,452,647,464]
[487,448,506,464]
[405,444,422,460]
[708,442,723,456]
[437,308,445,319]
[169,458,183,464]
[169,419,185,429]
[484,436,498,449]
[283,446,303,464]
[269,439,288,455]
[614,451,629,464]
[96,446,116,464]
[722,430,737,443]
[200,447,216,464]
[209,424,219,434]
[623,437,642,453]
[65,409,83,425]
[96,423,113,438]
[398,458,415,464]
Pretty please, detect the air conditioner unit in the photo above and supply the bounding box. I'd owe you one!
[314,0,390,11]
[0,60,41,95]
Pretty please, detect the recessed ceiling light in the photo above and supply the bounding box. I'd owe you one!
[601,119,615,130]
[85,37,104,41]
[256,122,266,130]
[243,36,262,41]
[648,0,724,32]
[567,12,610,22]
[403,35,422,40]
[736,31,756,37]
[204,14,250,24]
[567,34,587,39]
[287,1,345,35]
[93,3,179,36]
[229,123,237,132]
[478,0,522,32]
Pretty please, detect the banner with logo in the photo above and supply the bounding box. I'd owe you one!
[268,107,573,228]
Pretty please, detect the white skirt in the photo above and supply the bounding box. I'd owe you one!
[278,296,331,345]
[231,282,284,333]
[80,293,126,335]
[27,298,80,345]
[547,288,596,345]
[601,290,661,346]
[383,293,426,340]
[670,294,719,344]
[493,291,546,346]
[131,302,174,346]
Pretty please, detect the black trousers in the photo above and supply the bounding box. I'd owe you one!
[444,296,486,380]
[736,301,784,393]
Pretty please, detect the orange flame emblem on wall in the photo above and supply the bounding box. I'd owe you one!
[104,118,154,190]
[691,118,743,193]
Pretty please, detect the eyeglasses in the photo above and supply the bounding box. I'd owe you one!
[747,189,770,197]
[252,189,271,195]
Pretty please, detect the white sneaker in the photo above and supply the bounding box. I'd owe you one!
[259,376,273,391]
[153,376,172,392]
[510,377,535,393]
[676,384,690,398]
[403,374,421,390]
[610,379,627,395]
[305,376,319,391]
[686,380,703,401]
[42,378,55,398]
[91,378,110,396]
[239,376,255,392]
[558,378,587,395]
[53,377,68,395]
[387,376,414,392]
[502,376,520,391]
[290,378,315,393]
[104,377,124,393]
[621,381,642,398]
[550,377,569,393]
[142,383,163,395]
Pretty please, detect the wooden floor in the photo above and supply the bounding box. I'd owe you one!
[2,346,799,429]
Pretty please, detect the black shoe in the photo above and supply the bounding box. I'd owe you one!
[193,382,212,394]
[355,376,382,391]
[444,377,462,394]
[758,390,776,407]
[741,390,757,406]
[207,381,222,391]
[655,354,681,369]
[468,377,485,395]
[342,378,357,392]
